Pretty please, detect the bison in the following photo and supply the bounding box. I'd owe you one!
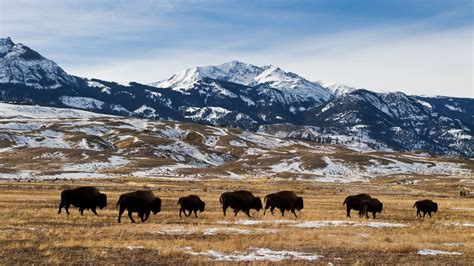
[178,195,205,218]
[219,190,262,217]
[117,190,161,223]
[263,191,304,217]
[359,198,383,218]
[343,193,371,217]
[414,199,438,218]
[58,186,107,216]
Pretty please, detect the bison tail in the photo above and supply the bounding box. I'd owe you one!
[219,194,224,205]
[116,195,124,207]
[177,197,182,205]
[413,202,417,208]
[343,198,347,206]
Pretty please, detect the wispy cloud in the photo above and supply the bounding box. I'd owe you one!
[0,0,472,97]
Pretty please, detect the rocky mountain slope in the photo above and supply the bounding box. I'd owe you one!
[0,37,472,157]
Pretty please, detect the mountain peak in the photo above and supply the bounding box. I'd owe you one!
[0,37,76,89]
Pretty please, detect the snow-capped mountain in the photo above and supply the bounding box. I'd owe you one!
[152,60,332,103]
[0,37,472,157]
[0,37,77,89]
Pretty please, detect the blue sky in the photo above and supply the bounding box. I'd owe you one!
[0,0,472,97]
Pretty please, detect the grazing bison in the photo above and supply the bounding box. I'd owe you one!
[219,190,262,217]
[117,190,161,223]
[58,186,107,216]
[263,191,304,217]
[460,190,470,197]
[414,199,438,218]
[359,198,383,218]
[178,195,205,218]
[343,193,371,217]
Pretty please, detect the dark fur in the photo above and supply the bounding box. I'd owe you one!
[116,190,161,223]
[263,191,304,217]
[177,195,205,218]
[219,190,262,217]
[413,199,438,218]
[359,198,383,218]
[342,193,371,217]
[58,186,107,216]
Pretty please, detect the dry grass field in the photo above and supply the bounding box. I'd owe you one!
[0,176,472,265]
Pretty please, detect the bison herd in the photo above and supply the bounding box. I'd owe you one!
[58,187,439,223]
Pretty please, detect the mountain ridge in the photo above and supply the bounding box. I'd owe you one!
[0,37,472,157]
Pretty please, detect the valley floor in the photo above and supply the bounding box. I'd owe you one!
[0,177,472,264]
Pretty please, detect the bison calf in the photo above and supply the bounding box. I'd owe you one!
[264,191,304,217]
[117,190,161,223]
[414,199,438,218]
[58,186,107,216]
[220,190,262,217]
[343,193,371,217]
[359,198,383,218]
[178,195,205,218]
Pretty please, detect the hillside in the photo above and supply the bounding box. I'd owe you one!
[1,103,471,182]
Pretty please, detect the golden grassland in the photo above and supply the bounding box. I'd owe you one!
[0,176,472,265]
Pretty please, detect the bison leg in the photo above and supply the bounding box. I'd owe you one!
[280,208,285,217]
[416,210,420,217]
[118,206,126,223]
[263,207,268,215]
[143,211,150,222]
[222,205,228,217]
[139,212,145,222]
[346,207,351,218]
[291,209,298,218]
[65,204,70,215]
[372,212,376,218]
[91,207,98,216]
[234,209,240,216]
[128,210,136,223]
[245,210,252,218]
[270,206,275,216]
[179,208,183,218]
[422,211,426,218]
[194,210,198,218]
[428,211,432,218]
[58,201,65,214]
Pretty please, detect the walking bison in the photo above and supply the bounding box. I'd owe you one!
[343,193,372,217]
[219,190,262,217]
[414,199,438,218]
[263,191,304,217]
[117,190,161,223]
[178,195,205,218]
[58,186,107,216]
[359,198,383,218]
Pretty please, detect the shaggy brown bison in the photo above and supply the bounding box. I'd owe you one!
[359,198,383,218]
[219,190,262,217]
[178,195,205,218]
[117,190,161,223]
[58,186,107,216]
[343,193,371,217]
[414,199,438,217]
[263,191,304,217]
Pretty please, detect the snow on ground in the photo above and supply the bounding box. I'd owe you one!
[186,248,322,261]
[63,156,129,172]
[417,249,463,256]
[0,103,110,119]
[443,222,474,227]
[291,221,407,228]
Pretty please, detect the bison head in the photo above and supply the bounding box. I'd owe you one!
[376,202,383,213]
[252,197,263,211]
[98,193,107,209]
[152,198,162,214]
[433,202,438,212]
[295,197,304,211]
[199,200,205,212]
